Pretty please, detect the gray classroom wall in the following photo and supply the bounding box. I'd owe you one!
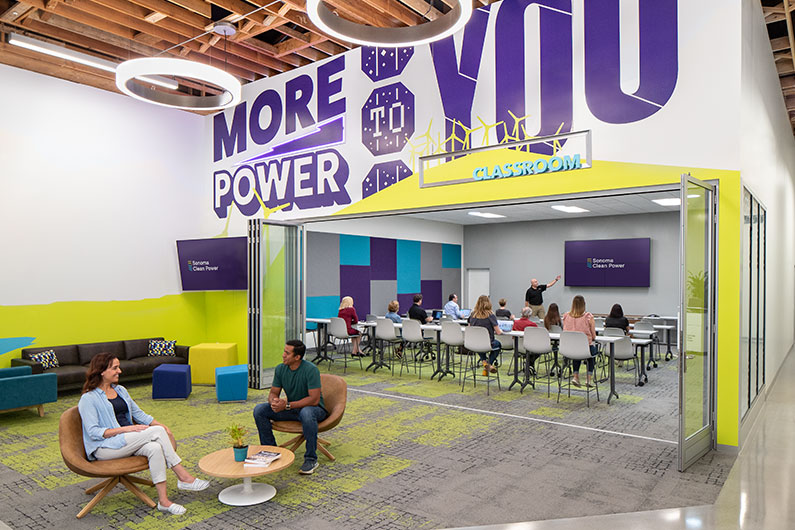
[463,212,679,317]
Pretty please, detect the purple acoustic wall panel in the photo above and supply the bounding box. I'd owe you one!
[397,293,418,315]
[420,280,443,310]
[340,265,371,317]
[370,237,397,280]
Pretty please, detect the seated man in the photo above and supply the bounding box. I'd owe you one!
[408,294,432,323]
[443,293,464,319]
[253,340,327,475]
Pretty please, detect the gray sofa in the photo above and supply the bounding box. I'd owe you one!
[11,338,189,391]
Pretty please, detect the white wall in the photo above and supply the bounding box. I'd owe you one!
[463,212,679,316]
[306,216,463,245]
[740,0,795,383]
[0,65,206,305]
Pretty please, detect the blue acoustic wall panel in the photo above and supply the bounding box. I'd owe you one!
[420,242,442,280]
[340,234,370,266]
[306,295,341,330]
[442,243,462,269]
[340,265,371,317]
[396,239,421,294]
[370,237,397,280]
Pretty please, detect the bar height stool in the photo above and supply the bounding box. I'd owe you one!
[462,327,500,395]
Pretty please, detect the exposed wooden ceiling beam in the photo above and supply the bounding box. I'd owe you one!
[398,0,442,21]
[783,0,795,82]
[168,0,211,18]
[360,0,424,26]
[771,36,790,53]
[1,1,36,22]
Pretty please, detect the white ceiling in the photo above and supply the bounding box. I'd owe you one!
[404,190,682,225]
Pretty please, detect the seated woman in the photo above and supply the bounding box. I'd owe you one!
[512,307,538,331]
[77,353,209,515]
[605,303,630,334]
[495,298,514,320]
[468,295,503,374]
[543,303,562,330]
[562,295,598,387]
[338,296,363,356]
[385,300,402,323]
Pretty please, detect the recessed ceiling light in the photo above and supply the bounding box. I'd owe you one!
[652,198,681,206]
[551,205,589,213]
[468,211,506,219]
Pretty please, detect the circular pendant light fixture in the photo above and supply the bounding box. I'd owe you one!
[115,22,241,111]
[306,0,473,47]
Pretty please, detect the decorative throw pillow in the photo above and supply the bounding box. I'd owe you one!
[148,340,176,357]
[30,349,59,369]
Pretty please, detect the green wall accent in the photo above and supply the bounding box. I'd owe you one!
[0,292,248,368]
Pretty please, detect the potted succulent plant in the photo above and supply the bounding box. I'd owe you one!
[225,424,249,462]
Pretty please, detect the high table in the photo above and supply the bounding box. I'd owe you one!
[629,329,658,369]
[357,321,390,372]
[654,324,677,360]
[594,336,653,404]
[306,318,334,364]
[198,445,294,506]
[502,330,535,393]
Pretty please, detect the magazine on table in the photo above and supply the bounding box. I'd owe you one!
[243,449,282,467]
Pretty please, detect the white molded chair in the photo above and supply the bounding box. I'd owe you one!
[440,321,464,382]
[463,326,500,395]
[613,336,639,385]
[401,320,433,378]
[328,317,362,373]
[374,318,401,374]
[558,331,599,406]
[523,327,554,395]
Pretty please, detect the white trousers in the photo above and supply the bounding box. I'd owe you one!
[94,425,181,484]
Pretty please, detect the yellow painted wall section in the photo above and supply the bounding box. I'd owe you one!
[0,293,209,368]
[203,291,249,365]
[335,159,742,446]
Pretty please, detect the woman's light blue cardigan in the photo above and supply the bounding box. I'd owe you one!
[77,385,153,460]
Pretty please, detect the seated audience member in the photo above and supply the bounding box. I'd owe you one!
[443,293,464,319]
[337,296,363,357]
[253,340,327,475]
[495,299,514,320]
[385,300,402,323]
[543,303,562,330]
[512,307,538,331]
[408,294,432,323]
[78,353,209,516]
[562,295,597,387]
[605,303,630,333]
[467,295,502,374]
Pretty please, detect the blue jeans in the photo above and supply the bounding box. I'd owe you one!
[572,344,599,374]
[476,339,501,365]
[253,403,328,463]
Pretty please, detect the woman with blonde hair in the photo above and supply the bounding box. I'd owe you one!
[467,294,503,374]
[337,296,363,356]
[562,295,597,387]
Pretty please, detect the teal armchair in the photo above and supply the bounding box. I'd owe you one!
[0,366,58,417]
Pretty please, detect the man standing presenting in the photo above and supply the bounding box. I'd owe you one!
[524,275,561,318]
[443,293,464,319]
[253,340,327,475]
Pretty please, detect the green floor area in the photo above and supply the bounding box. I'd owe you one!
[0,352,733,530]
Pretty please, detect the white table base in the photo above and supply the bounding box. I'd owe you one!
[218,477,276,506]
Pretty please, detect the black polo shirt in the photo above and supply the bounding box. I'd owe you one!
[525,285,546,306]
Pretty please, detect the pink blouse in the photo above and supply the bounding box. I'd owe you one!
[562,311,596,344]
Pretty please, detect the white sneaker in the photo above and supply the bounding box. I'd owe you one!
[157,502,186,515]
[178,478,210,491]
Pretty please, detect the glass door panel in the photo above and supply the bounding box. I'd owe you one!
[679,174,715,471]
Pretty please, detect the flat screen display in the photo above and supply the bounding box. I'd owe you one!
[176,237,247,291]
[564,238,651,287]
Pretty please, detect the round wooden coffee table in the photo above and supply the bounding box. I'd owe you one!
[198,445,295,506]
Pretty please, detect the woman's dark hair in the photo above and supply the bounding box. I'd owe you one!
[544,303,562,330]
[83,352,118,393]
[609,304,624,319]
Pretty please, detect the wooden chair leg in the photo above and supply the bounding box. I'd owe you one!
[77,477,119,518]
[37,404,44,417]
[279,434,305,452]
[85,477,114,495]
[126,475,154,487]
[317,438,335,461]
[120,475,156,508]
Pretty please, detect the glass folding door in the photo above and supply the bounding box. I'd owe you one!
[248,220,304,389]
[678,174,716,471]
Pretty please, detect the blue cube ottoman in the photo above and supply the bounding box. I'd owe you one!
[152,364,191,400]
[215,364,248,402]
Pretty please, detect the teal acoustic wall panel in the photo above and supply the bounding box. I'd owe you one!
[396,239,421,294]
[442,244,462,268]
[340,234,370,266]
[306,295,340,330]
